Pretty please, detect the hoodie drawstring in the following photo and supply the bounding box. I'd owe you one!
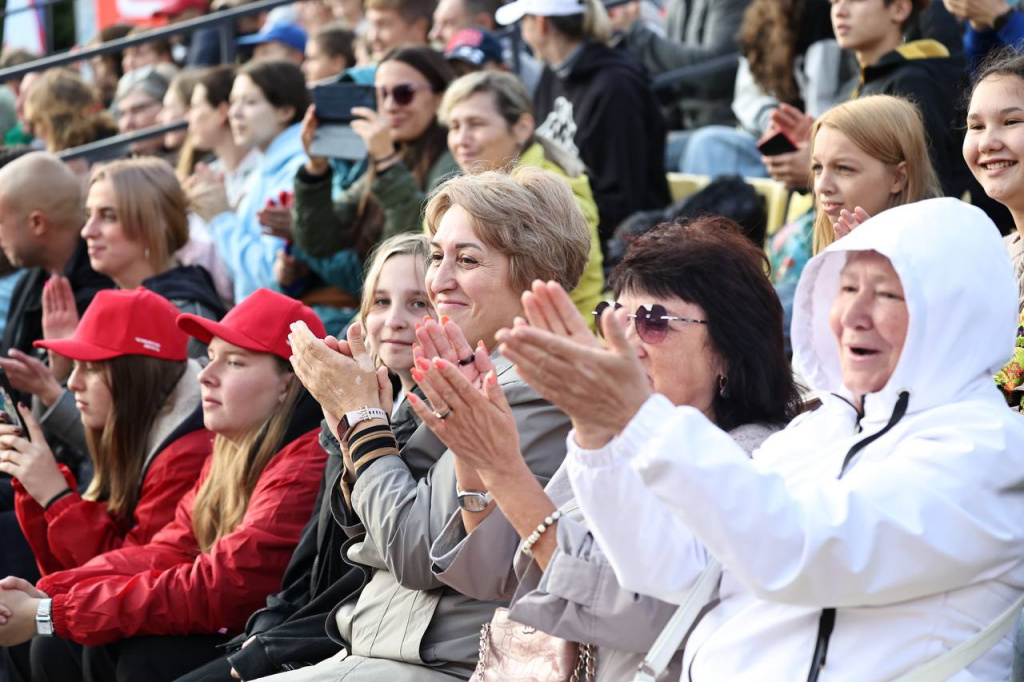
[805,391,911,682]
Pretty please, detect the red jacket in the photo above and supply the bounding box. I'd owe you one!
[14,430,214,576]
[38,429,325,646]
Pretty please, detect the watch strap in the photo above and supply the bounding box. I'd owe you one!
[342,406,390,442]
[456,487,494,512]
[36,598,54,636]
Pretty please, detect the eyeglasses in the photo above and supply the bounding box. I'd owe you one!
[592,301,707,344]
[376,82,434,106]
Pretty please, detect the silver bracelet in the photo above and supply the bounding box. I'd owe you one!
[521,510,563,556]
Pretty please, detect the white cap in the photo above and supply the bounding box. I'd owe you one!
[496,0,586,26]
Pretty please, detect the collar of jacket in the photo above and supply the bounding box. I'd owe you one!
[852,39,950,97]
[261,122,304,176]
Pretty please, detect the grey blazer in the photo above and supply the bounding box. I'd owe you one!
[430,422,778,682]
[323,354,571,680]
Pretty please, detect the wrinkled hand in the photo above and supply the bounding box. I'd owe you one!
[834,206,871,241]
[185,164,232,222]
[408,352,521,476]
[0,579,45,645]
[0,350,62,406]
[350,106,396,161]
[496,281,651,449]
[257,205,293,239]
[0,410,68,506]
[274,249,308,288]
[301,105,329,176]
[413,317,488,389]
[289,320,382,419]
[763,144,811,191]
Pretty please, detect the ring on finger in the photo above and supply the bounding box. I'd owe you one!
[432,406,453,420]
[457,356,475,366]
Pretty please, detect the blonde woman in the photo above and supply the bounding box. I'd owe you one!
[0,289,328,682]
[495,0,670,243]
[441,70,603,326]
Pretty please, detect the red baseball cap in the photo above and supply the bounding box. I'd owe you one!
[177,288,326,361]
[34,288,189,362]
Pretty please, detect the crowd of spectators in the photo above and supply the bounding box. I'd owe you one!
[0,0,1019,680]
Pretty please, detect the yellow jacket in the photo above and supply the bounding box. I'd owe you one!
[518,143,605,329]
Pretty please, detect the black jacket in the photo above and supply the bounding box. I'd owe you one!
[534,41,671,242]
[856,40,972,199]
[223,397,422,681]
[143,265,226,360]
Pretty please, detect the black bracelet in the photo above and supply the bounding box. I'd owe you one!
[373,151,399,167]
[43,488,73,511]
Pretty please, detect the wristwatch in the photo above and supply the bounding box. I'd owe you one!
[457,487,494,512]
[341,406,389,440]
[35,598,54,636]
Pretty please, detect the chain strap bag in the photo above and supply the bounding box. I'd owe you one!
[470,606,595,682]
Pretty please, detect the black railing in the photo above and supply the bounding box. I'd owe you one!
[0,0,293,82]
[57,120,187,164]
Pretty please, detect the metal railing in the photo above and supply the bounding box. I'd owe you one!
[0,0,293,82]
[57,120,187,164]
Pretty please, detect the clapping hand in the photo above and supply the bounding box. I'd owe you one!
[834,206,871,240]
[0,577,47,646]
[496,281,651,450]
[41,275,77,382]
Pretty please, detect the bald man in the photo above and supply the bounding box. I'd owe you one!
[0,152,113,356]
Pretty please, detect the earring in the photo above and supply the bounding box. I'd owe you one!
[718,375,729,398]
[144,247,151,259]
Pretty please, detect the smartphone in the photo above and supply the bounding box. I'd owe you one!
[756,130,799,156]
[312,83,377,124]
[0,369,29,441]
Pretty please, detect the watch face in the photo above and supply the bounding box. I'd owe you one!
[458,493,489,512]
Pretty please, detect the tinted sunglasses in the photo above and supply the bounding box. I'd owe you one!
[376,82,434,106]
[592,301,707,344]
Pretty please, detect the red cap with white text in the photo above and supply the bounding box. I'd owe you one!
[35,288,189,361]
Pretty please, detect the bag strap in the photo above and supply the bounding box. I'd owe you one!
[632,559,722,682]
[894,592,1024,682]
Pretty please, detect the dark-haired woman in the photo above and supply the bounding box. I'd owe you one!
[416,217,802,681]
[292,45,458,264]
[187,59,311,303]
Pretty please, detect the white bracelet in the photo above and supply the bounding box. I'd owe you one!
[521,510,563,556]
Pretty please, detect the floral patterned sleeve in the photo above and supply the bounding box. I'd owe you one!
[994,310,1024,411]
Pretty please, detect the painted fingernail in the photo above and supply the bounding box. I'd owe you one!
[415,323,421,330]
[441,316,450,325]
[416,357,431,371]
[487,371,497,386]
[434,358,447,369]
[411,368,424,382]
[407,393,420,404]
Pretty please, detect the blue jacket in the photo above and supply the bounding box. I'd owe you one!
[210,123,307,302]
[963,10,1024,70]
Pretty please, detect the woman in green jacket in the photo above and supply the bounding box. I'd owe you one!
[292,46,458,263]
[439,71,604,327]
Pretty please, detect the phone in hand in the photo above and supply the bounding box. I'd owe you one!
[0,369,29,441]
[756,130,799,156]
[312,83,377,124]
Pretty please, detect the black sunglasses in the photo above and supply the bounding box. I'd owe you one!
[592,301,707,344]
[376,82,433,107]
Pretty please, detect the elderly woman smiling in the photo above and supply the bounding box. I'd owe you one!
[277,167,590,681]
[492,197,1024,680]
[410,217,801,681]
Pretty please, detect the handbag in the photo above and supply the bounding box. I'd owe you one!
[470,607,596,682]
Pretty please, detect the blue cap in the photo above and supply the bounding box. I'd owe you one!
[444,27,504,67]
[237,21,307,52]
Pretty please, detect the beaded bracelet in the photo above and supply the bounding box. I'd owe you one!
[521,510,563,556]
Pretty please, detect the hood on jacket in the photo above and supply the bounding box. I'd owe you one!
[853,39,956,97]
[143,265,228,319]
[792,198,1018,416]
[565,40,649,84]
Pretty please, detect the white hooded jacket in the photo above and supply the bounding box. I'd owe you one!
[566,198,1024,681]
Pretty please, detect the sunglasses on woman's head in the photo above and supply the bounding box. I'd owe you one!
[376,82,433,106]
[592,301,707,344]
